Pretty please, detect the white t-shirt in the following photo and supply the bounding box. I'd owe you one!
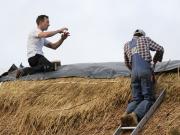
[27,28,50,58]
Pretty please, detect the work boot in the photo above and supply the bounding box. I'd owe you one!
[120,112,138,127]
[126,112,138,126]
[16,69,24,78]
[120,112,128,127]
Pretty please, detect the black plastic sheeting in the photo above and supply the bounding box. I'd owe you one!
[0,60,180,82]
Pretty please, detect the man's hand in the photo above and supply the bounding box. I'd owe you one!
[58,27,68,33]
[153,50,164,63]
[61,31,70,40]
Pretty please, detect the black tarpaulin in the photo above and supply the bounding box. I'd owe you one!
[0,60,180,82]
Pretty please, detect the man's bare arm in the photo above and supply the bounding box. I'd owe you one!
[45,31,70,50]
[38,27,68,38]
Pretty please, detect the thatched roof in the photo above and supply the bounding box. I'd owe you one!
[0,73,179,135]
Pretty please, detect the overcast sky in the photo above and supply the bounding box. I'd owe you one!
[0,0,179,72]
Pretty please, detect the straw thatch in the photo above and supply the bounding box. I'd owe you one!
[0,73,179,135]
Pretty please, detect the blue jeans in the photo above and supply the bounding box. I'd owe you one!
[126,70,155,120]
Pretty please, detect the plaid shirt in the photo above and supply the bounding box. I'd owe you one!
[124,36,164,68]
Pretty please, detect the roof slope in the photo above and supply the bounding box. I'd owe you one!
[0,73,179,135]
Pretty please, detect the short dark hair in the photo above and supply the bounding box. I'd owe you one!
[36,15,49,25]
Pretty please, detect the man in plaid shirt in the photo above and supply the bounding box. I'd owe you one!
[121,29,164,126]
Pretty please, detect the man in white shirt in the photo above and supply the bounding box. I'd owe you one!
[16,15,70,78]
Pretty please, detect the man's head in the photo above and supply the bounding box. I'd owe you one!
[133,29,146,37]
[36,15,49,31]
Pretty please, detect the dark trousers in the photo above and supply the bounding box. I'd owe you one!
[23,54,55,75]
